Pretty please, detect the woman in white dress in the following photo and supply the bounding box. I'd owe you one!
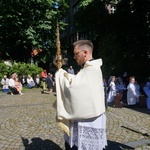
[127,76,139,105]
[107,76,116,103]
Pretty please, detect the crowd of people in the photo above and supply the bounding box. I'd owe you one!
[0,70,55,95]
[105,73,150,110]
[0,39,149,150]
[1,73,23,95]
[1,67,149,110]
[0,65,76,96]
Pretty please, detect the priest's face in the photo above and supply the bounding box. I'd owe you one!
[73,46,85,66]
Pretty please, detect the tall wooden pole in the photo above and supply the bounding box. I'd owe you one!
[55,20,62,69]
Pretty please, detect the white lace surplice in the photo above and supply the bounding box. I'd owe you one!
[64,113,107,150]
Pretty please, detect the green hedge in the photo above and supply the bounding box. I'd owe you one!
[0,62,43,79]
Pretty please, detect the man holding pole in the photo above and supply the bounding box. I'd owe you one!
[55,40,107,150]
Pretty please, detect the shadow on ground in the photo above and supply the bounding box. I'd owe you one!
[121,126,149,138]
[106,140,135,150]
[130,107,150,115]
[21,136,62,150]
[107,102,150,115]
[21,137,135,150]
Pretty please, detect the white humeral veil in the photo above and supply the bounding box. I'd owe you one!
[55,59,107,149]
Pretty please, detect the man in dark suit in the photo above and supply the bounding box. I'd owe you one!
[45,73,54,94]
[41,73,54,94]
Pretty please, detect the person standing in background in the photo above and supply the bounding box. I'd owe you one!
[67,66,75,74]
[41,69,47,91]
[46,73,54,94]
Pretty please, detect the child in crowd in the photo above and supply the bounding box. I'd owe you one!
[127,76,139,106]
[107,76,116,103]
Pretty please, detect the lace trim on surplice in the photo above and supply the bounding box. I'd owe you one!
[71,122,106,150]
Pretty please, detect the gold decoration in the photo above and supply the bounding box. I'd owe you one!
[53,20,63,69]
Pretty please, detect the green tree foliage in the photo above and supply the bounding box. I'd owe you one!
[74,0,150,80]
[74,0,106,37]
[107,0,150,79]
[0,0,68,63]
[0,63,9,79]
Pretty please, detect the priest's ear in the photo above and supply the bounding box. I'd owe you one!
[83,50,88,56]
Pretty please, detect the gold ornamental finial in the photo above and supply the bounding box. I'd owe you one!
[54,20,62,69]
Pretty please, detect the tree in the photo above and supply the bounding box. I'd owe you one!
[74,0,150,80]
[112,0,150,79]
[0,0,68,64]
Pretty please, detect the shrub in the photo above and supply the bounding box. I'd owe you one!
[0,63,9,79]
[0,62,43,79]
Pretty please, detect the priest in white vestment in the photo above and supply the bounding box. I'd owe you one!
[55,40,107,150]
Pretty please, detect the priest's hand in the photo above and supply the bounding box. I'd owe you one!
[64,72,69,80]
[57,62,62,69]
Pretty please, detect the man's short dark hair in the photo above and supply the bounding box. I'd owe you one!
[73,40,93,50]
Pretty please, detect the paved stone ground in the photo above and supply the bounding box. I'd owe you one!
[106,105,150,150]
[0,88,150,150]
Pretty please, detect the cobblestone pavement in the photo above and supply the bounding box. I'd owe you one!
[0,88,150,150]
[106,105,150,150]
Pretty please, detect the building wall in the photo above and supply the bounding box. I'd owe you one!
[62,0,119,48]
